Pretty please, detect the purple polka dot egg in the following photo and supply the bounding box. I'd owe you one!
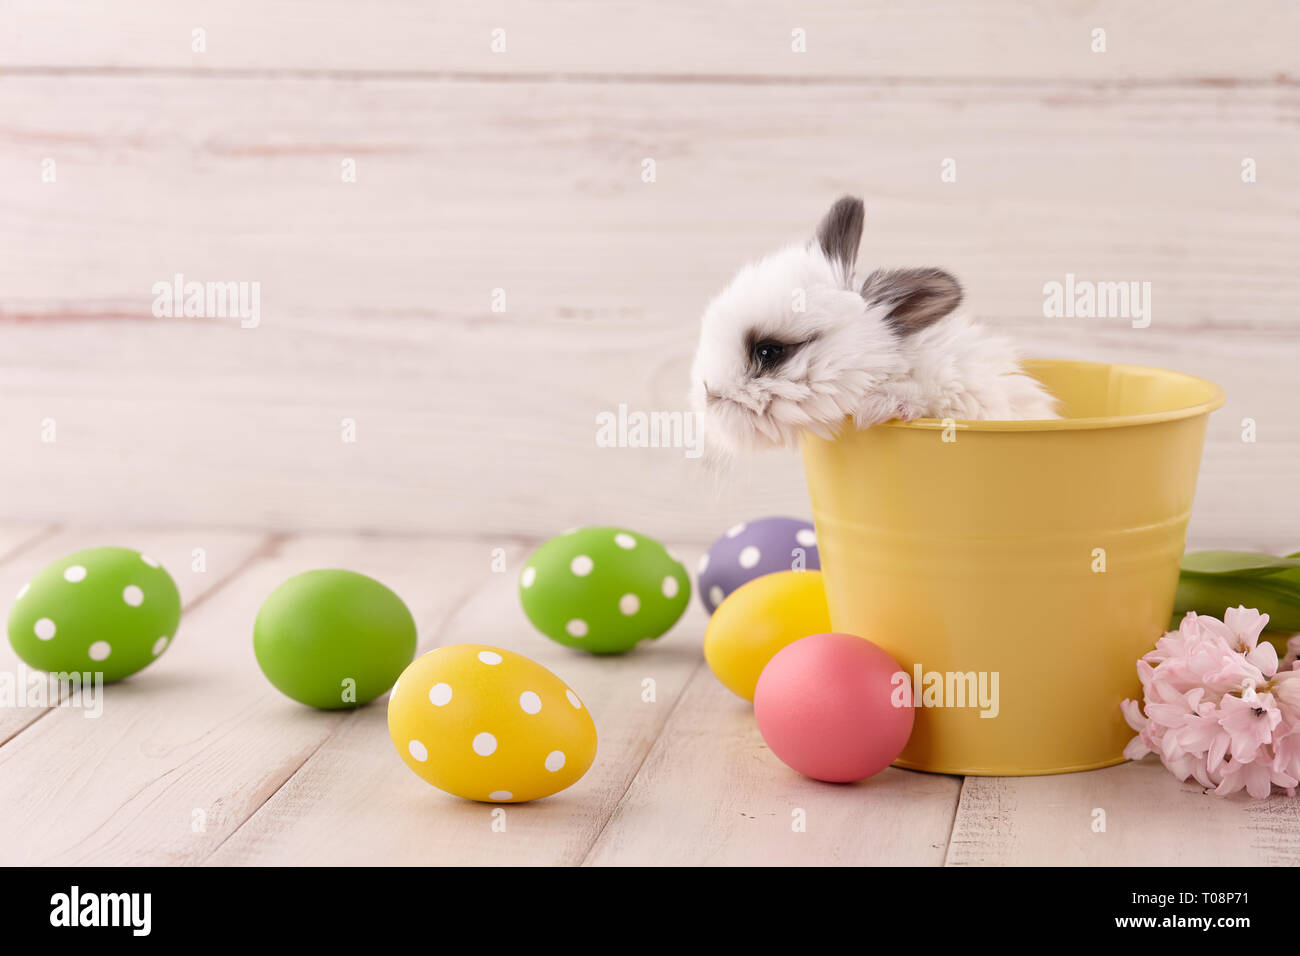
[698,517,819,614]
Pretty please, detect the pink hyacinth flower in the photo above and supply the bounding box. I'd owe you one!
[1213,754,1297,800]
[1218,689,1282,762]
[1223,606,1270,652]
[1122,606,1296,800]
[1272,725,1300,781]
[1280,636,1300,672]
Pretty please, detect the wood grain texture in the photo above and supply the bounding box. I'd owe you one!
[0,529,1292,865]
[3,1,1296,80]
[1,75,1297,541]
[208,541,708,865]
[0,523,54,563]
[582,666,961,866]
[945,761,1300,866]
[0,533,490,865]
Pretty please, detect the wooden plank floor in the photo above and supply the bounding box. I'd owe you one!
[1,524,1294,866]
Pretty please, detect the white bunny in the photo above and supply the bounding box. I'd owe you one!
[689,196,1059,454]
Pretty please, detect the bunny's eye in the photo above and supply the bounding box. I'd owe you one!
[752,339,787,371]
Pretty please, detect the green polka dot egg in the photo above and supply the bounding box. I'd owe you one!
[519,528,691,654]
[7,547,182,682]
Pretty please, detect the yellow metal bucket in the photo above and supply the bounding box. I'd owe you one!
[800,359,1225,775]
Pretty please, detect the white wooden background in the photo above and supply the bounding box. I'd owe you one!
[1,0,1297,541]
[1,2,1299,866]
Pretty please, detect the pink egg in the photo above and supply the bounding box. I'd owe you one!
[754,632,914,783]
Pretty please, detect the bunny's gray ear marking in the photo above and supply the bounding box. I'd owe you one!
[814,195,864,284]
[861,267,963,335]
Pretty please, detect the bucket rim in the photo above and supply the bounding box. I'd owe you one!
[876,358,1225,432]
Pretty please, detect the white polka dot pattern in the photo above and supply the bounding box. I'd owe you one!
[518,528,691,654]
[387,646,596,802]
[9,547,183,684]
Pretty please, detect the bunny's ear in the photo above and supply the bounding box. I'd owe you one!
[860,267,963,335]
[814,195,864,284]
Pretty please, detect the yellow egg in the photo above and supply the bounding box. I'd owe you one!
[703,570,832,701]
[387,644,597,803]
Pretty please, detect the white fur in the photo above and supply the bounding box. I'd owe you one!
[689,239,1058,455]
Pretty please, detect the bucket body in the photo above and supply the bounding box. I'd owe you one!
[800,360,1224,775]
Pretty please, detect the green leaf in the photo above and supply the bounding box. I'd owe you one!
[1180,550,1300,575]
[1172,571,1300,632]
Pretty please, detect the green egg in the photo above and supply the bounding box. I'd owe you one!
[519,527,691,654]
[254,569,417,710]
[7,547,182,683]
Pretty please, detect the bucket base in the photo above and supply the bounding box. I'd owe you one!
[892,754,1131,777]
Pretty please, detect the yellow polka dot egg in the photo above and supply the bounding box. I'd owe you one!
[387,644,597,803]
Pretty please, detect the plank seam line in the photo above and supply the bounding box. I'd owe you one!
[416,543,531,657]
[171,531,289,618]
[0,524,61,565]
[0,531,284,751]
[577,656,707,867]
[940,775,975,867]
[199,711,355,866]
[0,701,53,749]
[196,549,512,865]
[1,67,1295,88]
